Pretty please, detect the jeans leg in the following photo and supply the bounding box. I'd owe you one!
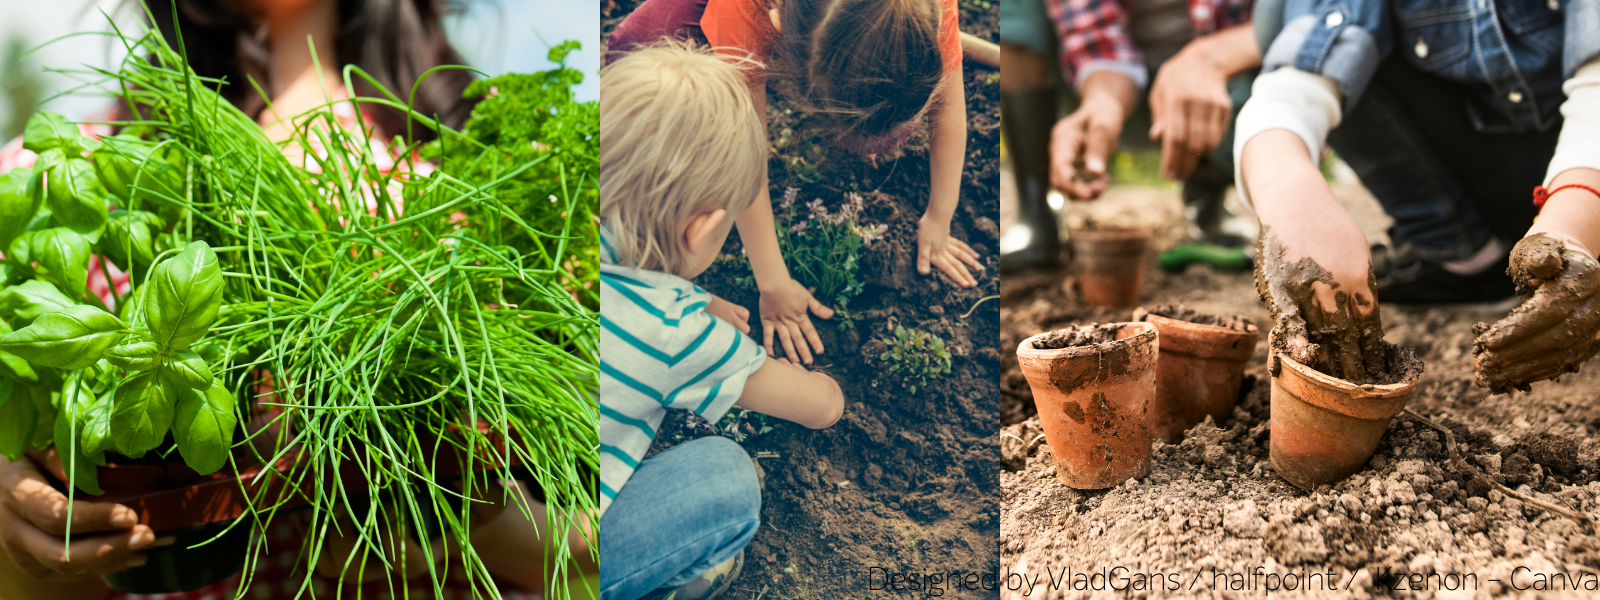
[1327,58,1490,262]
[599,437,761,600]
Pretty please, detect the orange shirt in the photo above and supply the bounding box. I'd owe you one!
[701,0,962,86]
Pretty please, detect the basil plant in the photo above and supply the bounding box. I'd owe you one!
[0,112,236,495]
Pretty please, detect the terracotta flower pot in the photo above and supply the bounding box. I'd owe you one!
[1269,351,1420,490]
[1071,228,1149,307]
[1134,307,1260,442]
[1016,322,1158,489]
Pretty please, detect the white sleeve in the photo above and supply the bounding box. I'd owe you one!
[1545,57,1600,185]
[1231,68,1344,211]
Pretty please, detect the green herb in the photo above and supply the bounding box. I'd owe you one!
[878,325,952,394]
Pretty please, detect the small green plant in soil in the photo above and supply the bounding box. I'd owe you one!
[686,408,773,444]
[769,188,887,324]
[879,325,951,394]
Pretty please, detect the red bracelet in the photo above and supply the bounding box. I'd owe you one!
[1533,184,1600,209]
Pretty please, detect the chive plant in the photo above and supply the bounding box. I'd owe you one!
[0,19,596,599]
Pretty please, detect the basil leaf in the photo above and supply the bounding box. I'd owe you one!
[148,241,222,350]
[0,280,76,325]
[102,210,161,267]
[79,391,115,460]
[94,136,184,214]
[159,351,212,390]
[29,228,91,300]
[172,379,235,475]
[106,341,160,372]
[0,304,126,370]
[110,371,176,456]
[28,384,54,448]
[0,320,38,383]
[0,168,43,251]
[0,378,36,461]
[44,158,108,242]
[22,112,96,156]
[51,384,102,495]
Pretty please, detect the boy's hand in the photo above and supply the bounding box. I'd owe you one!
[759,279,834,366]
[1474,234,1600,393]
[916,216,983,288]
[707,294,751,335]
[1,451,170,581]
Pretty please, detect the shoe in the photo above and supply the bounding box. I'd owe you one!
[1181,160,1250,248]
[999,87,1062,273]
[639,550,744,600]
[1371,243,1516,304]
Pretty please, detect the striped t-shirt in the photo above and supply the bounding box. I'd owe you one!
[598,223,767,516]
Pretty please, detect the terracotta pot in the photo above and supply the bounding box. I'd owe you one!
[1134,309,1260,442]
[1269,352,1419,490]
[1071,228,1149,307]
[1017,322,1158,489]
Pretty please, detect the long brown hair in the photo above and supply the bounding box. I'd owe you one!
[769,0,945,143]
[134,0,476,142]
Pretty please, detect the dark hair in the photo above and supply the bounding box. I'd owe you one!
[769,0,945,141]
[133,0,476,142]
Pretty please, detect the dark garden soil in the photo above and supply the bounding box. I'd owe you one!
[603,2,1001,598]
[1000,190,1600,598]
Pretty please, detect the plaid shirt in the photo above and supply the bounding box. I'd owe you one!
[1046,0,1253,89]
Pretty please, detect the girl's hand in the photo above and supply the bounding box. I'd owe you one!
[1474,234,1600,393]
[916,216,983,287]
[759,279,834,366]
[0,451,170,582]
[707,294,752,335]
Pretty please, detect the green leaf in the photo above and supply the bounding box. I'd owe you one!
[22,112,95,156]
[172,379,235,475]
[147,241,222,349]
[0,320,38,383]
[93,136,184,214]
[28,385,55,449]
[0,280,76,325]
[43,157,108,242]
[110,371,176,456]
[79,391,114,460]
[159,351,212,389]
[0,378,36,461]
[102,210,162,267]
[51,384,102,495]
[0,168,43,251]
[0,305,126,370]
[106,341,160,372]
[29,228,92,300]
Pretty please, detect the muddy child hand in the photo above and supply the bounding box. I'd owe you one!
[758,279,834,365]
[1473,233,1600,393]
[916,216,983,288]
[1254,227,1388,381]
[706,293,752,335]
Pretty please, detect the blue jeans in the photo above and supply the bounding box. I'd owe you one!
[1326,54,1559,261]
[600,436,761,600]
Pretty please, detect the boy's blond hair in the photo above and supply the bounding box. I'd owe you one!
[601,41,767,274]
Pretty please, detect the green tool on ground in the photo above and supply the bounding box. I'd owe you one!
[1160,243,1253,272]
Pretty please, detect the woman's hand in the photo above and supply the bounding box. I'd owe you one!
[0,451,169,582]
[916,215,983,287]
[1474,234,1600,393]
[758,279,834,366]
[706,294,752,335]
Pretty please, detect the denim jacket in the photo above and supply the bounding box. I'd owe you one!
[1262,0,1600,132]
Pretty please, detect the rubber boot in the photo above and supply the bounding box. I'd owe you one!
[1000,87,1063,273]
[1181,155,1248,248]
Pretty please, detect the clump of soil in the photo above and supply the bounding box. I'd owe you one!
[1003,215,1600,599]
[1032,323,1120,350]
[1138,303,1253,331]
[607,2,1001,598]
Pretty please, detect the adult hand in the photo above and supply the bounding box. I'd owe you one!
[916,215,983,288]
[706,293,752,335]
[1050,71,1135,200]
[1149,50,1233,180]
[1474,233,1600,393]
[758,278,834,366]
[0,451,169,581]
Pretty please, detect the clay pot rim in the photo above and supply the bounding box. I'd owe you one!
[1016,322,1158,361]
[1274,352,1419,420]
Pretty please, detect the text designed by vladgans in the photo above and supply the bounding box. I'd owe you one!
[1001,565,1600,596]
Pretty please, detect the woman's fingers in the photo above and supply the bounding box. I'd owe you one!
[11,520,159,578]
[4,456,137,537]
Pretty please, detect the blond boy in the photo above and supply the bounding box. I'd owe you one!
[597,42,845,600]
